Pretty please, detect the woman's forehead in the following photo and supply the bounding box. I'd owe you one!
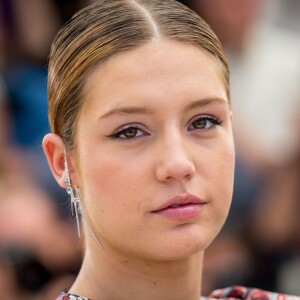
[82,40,227,112]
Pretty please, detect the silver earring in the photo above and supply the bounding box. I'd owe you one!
[63,148,103,249]
[64,148,82,237]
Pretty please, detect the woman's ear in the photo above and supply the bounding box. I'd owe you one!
[42,133,69,189]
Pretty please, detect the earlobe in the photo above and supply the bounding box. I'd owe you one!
[42,133,67,189]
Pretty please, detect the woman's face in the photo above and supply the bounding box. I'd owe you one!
[74,40,235,260]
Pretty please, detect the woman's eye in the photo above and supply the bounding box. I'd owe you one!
[108,125,148,140]
[188,115,221,131]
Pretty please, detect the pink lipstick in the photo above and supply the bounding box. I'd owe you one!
[152,194,206,221]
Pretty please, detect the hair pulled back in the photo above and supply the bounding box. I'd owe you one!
[48,0,229,149]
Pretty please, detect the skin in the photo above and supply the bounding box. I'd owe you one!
[43,39,235,300]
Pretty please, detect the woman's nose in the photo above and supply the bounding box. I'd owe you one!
[155,135,196,183]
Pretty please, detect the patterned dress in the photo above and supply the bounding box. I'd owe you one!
[56,286,300,300]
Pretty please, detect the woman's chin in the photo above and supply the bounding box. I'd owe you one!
[147,225,215,261]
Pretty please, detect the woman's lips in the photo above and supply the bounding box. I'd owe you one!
[152,194,206,221]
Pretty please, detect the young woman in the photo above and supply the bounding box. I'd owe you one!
[42,0,299,299]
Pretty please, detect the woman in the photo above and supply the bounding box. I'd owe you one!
[42,0,299,299]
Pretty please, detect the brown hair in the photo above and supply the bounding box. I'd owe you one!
[48,0,229,149]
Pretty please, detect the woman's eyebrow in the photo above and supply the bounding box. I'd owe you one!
[99,98,226,119]
[184,97,227,112]
[99,106,155,119]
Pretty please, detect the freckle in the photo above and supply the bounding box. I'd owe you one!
[152,281,157,286]
[124,260,128,264]
[101,210,104,214]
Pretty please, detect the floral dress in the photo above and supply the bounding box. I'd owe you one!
[56,286,300,300]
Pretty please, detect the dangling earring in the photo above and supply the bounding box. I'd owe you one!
[64,148,82,237]
[63,148,103,249]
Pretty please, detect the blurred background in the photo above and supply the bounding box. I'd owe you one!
[0,0,299,298]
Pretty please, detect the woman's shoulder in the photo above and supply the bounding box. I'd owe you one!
[56,286,300,300]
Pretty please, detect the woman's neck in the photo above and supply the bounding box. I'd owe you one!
[70,245,204,300]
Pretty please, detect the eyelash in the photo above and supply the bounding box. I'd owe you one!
[107,124,149,140]
[107,115,222,140]
[187,115,222,131]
